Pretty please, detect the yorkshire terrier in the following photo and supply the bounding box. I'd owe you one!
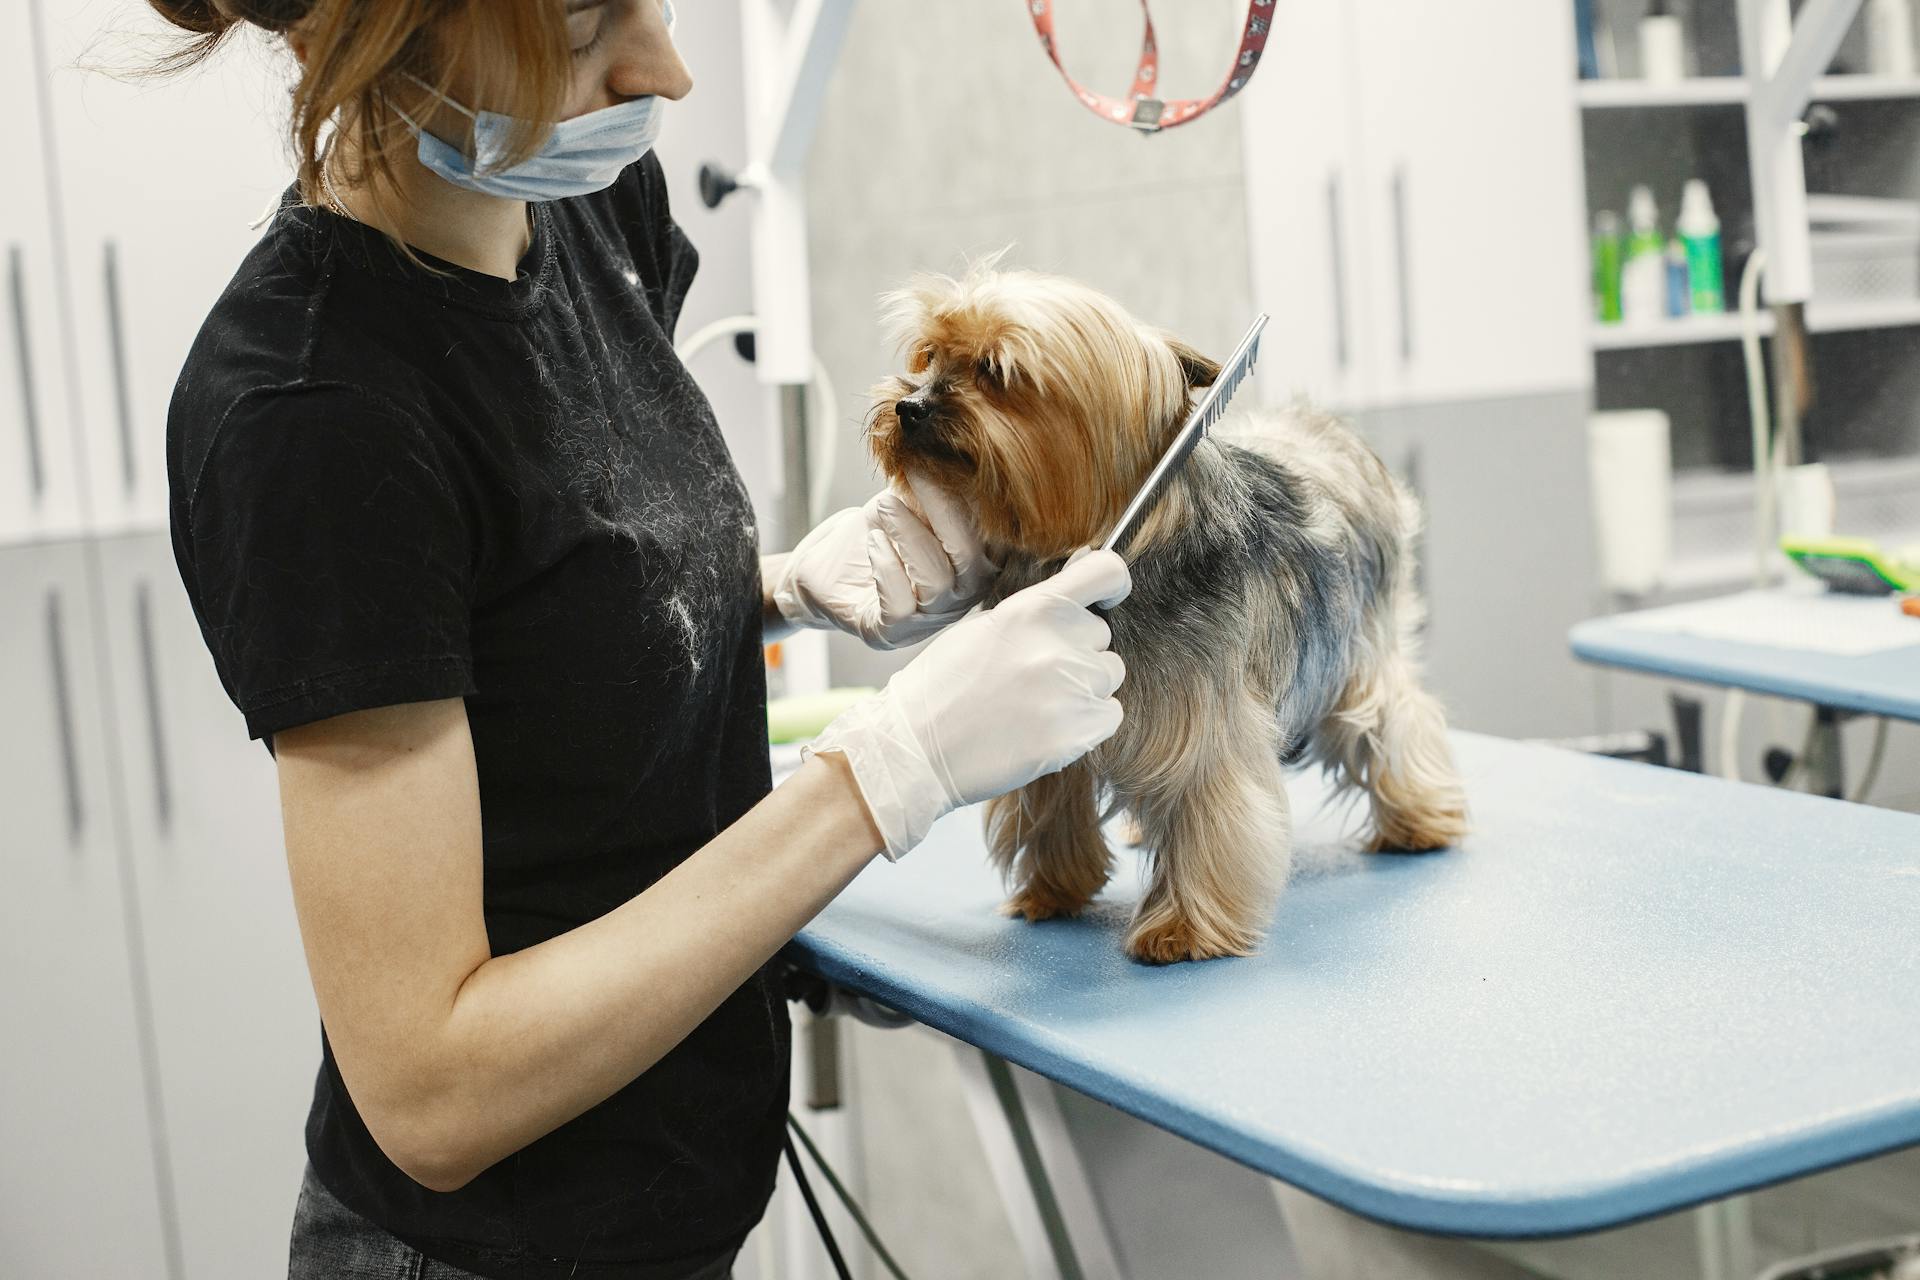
[866,265,1469,964]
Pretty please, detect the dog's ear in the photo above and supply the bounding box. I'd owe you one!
[1168,337,1221,389]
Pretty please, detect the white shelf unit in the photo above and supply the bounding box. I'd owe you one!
[1577,77,1749,107]
[1576,74,1920,109]
[1591,297,1920,349]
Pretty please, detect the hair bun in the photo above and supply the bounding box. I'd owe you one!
[147,0,232,35]
[147,0,310,36]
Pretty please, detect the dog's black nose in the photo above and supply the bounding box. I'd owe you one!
[896,397,933,431]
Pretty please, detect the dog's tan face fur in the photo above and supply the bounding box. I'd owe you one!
[867,271,1220,561]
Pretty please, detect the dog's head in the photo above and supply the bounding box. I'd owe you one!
[866,264,1220,561]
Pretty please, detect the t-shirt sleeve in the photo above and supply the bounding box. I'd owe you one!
[181,384,479,745]
[629,152,699,336]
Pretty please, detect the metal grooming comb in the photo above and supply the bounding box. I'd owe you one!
[1099,313,1268,556]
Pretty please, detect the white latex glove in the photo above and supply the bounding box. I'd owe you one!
[804,550,1131,860]
[770,474,997,650]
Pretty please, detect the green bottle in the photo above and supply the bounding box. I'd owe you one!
[1593,210,1623,324]
[1678,179,1725,314]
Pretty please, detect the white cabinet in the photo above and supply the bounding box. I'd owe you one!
[1243,0,1591,411]
[0,4,86,544]
[1236,0,1373,410]
[35,0,292,535]
[94,533,315,1280]
[0,541,173,1277]
[3,5,316,1274]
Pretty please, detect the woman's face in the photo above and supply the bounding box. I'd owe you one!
[418,0,691,142]
[560,0,693,116]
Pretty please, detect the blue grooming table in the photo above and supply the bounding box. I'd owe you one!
[1570,589,1920,723]
[789,733,1920,1242]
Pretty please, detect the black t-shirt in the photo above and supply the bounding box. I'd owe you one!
[166,156,789,1279]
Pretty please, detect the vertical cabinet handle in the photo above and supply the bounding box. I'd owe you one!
[1326,173,1350,373]
[103,241,137,497]
[1390,166,1414,366]
[134,581,173,834]
[7,245,46,501]
[46,590,84,846]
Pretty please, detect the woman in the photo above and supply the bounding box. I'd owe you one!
[149,1,1130,1277]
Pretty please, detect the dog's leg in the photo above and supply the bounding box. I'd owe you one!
[1125,701,1290,964]
[984,763,1112,921]
[1325,651,1469,853]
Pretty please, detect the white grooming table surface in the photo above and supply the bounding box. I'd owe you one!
[789,733,1920,1239]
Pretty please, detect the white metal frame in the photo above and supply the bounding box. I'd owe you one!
[732,0,856,701]
[737,0,855,391]
[1739,0,1866,306]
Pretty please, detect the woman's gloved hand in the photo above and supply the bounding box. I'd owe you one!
[771,475,997,650]
[804,550,1131,860]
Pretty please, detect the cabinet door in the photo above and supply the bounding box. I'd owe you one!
[1359,392,1601,739]
[1239,0,1375,413]
[94,532,315,1280]
[35,0,292,535]
[0,5,86,544]
[1350,0,1590,408]
[0,540,172,1277]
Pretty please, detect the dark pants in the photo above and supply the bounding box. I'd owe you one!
[288,1163,737,1280]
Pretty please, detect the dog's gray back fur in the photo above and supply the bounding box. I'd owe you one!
[991,404,1411,766]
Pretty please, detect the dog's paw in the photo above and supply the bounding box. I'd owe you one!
[1124,915,1257,965]
[1367,806,1469,853]
[1000,884,1093,922]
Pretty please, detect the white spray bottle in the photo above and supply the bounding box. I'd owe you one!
[1621,185,1668,323]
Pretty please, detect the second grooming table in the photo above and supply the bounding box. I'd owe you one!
[788,733,1920,1263]
[1570,588,1920,723]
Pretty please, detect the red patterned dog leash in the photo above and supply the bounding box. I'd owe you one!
[1026,0,1275,133]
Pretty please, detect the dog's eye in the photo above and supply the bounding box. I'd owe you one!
[974,358,1000,387]
[908,345,935,375]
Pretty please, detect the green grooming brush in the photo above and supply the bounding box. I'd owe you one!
[1780,535,1920,594]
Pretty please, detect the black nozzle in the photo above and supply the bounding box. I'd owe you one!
[698,162,740,210]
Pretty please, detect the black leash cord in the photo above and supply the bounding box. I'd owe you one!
[782,1131,854,1280]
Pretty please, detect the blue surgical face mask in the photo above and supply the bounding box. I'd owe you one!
[401,0,676,202]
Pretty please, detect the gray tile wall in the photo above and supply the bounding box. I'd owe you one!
[803,0,1258,690]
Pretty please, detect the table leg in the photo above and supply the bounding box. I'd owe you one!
[1812,705,1846,800]
[1694,1195,1756,1280]
[951,1047,1120,1279]
[950,1042,1306,1280]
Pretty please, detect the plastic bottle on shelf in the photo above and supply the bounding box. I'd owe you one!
[1593,210,1624,323]
[1639,0,1687,84]
[1621,185,1668,323]
[1868,0,1918,77]
[1665,239,1691,317]
[1677,179,1726,314]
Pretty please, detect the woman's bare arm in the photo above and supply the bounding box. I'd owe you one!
[275,695,880,1192]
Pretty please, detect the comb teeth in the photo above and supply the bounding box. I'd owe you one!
[1195,335,1258,437]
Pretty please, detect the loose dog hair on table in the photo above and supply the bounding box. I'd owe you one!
[866,263,1469,964]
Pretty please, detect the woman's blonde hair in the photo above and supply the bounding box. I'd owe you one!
[147,0,572,216]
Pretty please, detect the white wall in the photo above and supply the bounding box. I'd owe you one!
[655,0,777,544]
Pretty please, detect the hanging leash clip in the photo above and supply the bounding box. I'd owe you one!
[1128,97,1166,133]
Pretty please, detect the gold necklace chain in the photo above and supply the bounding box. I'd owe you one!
[318,158,354,221]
